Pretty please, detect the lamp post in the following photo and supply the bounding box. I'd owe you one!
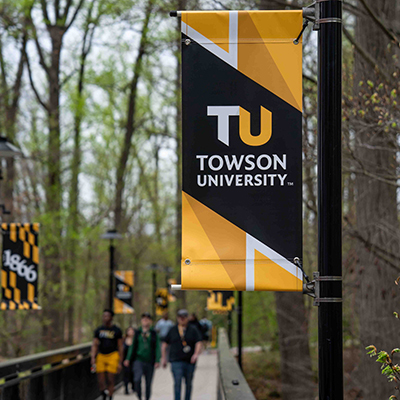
[163,266,173,288]
[101,229,122,311]
[0,137,24,215]
[148,263,160,317]
[163,266,173,312]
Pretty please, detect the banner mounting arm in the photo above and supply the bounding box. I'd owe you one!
[170,11,181,17]
[303,272,343,306]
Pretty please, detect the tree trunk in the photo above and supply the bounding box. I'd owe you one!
[353,1,399,398]
[275,292,316,398]
[257,1,315,398]
[66,4,96,345]
[42,26,64,348]
[114,0,153,232]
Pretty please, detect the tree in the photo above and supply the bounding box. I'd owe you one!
[26,0,87,348]
[347,0,400,398]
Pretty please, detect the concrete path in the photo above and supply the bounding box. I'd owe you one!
[114,352,218,400]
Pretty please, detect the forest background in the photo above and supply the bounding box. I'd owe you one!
[0,0,399,399]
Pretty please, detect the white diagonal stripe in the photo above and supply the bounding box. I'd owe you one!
[181,11,238,70]
[245,234,303,291]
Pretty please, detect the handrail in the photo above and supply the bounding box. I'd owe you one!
[0,342,92,388]
[218,328,256,400]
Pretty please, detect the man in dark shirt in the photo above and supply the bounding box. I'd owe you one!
[161,309,202,400]
[125,313,160,400]
[91,309,123,400]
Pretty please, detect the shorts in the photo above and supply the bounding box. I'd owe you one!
[96,351,120,374]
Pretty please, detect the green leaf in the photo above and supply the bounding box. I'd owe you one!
[366,345,377,356]
[377,351,389,363]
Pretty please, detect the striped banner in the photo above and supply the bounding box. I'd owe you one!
[114,271,134,314]
[1,223,40,310]
[207,290,235,313]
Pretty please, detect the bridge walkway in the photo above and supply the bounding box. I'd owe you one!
[114,351,218,400]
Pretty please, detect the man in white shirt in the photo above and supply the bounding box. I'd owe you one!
[155,311,174,341]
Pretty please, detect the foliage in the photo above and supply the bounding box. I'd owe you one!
[365,278,400,399]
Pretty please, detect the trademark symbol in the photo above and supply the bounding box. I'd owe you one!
[287,182,294,186]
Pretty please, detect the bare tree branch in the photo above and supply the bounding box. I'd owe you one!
[358,0,400,47]
[63,0,74,21]
[344,216,400,272]
[343,25,392,84]
[25,53,49,111]
[11,33,27,112]
[66,0,86,31]
[27,13,50,76]
[303,73,317,85]
[40,0,51,25]
[55,0,60,21]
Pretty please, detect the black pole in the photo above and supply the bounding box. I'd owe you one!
[227,310,232,346]
[317,1,343,399]
[165,269,170,311]
[109,240,115,311]
[152,270,157,317]
[237,291,243,370]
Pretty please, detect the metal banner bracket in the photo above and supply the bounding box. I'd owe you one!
[303,272,342,306]
[304,0,343,31]
[302,2,319,31]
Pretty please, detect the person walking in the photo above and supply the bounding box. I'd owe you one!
[122,326,135,395]
[126,313,160,400]
[161,309,203,400]
[155,311,174,341]
[199,315,212,349]
[91,309,123,400]
[188,313,204,338]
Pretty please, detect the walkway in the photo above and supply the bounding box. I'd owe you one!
[114,352,218,400]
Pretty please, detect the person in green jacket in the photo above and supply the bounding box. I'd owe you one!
[125,313,160,400]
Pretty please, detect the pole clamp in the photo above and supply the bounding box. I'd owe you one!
[318,17,342,24]
[303,272,342,306]
[303,1,342,31]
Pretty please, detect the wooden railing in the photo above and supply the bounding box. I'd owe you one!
[0,343,121,400]
[217,328,256,400]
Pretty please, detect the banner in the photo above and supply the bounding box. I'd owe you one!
[114,271,134,314]
[155,288,169,316]
[181,11,303,291]
[1,223,40,310]
[207,291,235,313]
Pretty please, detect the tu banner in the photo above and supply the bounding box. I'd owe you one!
[180,10,303,291]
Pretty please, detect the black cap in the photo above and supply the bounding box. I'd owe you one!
[177,309,189,317]
[141,312,153,319]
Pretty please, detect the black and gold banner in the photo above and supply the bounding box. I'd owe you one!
[114,271,134,314]
[207,291,235,313]
[155,288,169,316]
[181,11,303,291]
[1,223,40,310]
